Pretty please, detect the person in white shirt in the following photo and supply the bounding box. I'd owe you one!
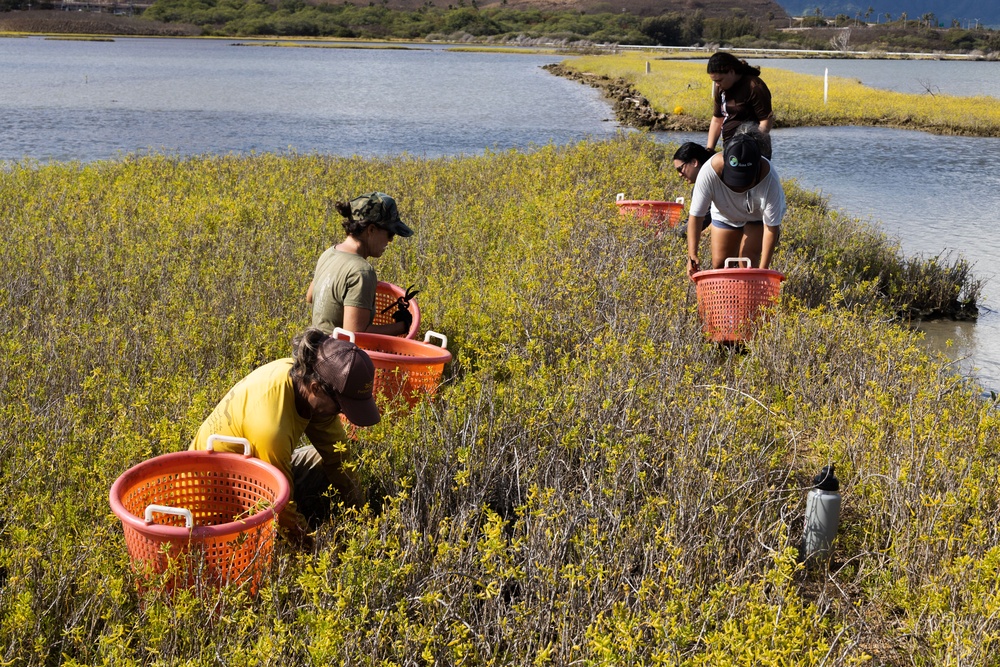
[686,126,785,278]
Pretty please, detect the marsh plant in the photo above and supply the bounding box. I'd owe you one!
[0,135,992,665]
[563,55,1000,138]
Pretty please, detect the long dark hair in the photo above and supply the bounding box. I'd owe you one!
[707,51,761,77]
[290,328,331,387]
[672,142,715,166]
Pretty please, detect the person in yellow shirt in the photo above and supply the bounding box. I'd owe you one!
[190,328,379,547]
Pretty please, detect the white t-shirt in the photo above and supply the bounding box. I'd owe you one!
[690,157,786,228]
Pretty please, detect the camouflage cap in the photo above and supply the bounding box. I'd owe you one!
[348,192,414,238]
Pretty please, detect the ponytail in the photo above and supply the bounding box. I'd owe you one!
[335,200,371,239]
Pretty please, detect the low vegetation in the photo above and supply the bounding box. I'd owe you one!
[0,8,200,36]
[560,54,1000,137]
[3,3,998,55]
[776,22,1000,55]
[0,136,992,665]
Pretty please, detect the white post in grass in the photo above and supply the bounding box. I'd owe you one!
[824,68,829,105]
[645,61,651,74]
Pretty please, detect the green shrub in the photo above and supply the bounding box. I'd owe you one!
[0,136,991,665]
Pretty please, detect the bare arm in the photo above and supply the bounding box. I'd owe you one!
[305,281,314,304]
[758,116,773,136]
[341,306,407,335]
[707,116,724,152]
[686,214,705,278]
[342,306,371,332]
[759,225,781,270]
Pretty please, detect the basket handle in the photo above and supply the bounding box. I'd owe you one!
[675,197,685,205]
[616,193,625,201]
[144,504,193,528]
[724,257,751,269]
[332,327,356,343]
[423,330,448,349]
[206,434,252,457]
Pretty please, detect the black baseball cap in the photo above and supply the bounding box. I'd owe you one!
[722,134,761,189]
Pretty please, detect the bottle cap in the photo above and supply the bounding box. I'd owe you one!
[813,464,840,491]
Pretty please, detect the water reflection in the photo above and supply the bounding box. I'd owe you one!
[915,309,1000,396]
[0,37,620,161]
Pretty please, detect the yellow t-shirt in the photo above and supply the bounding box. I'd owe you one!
[190,358,348,532]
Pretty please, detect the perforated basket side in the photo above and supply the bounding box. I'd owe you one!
[616,201,684,229]
[372,360,449,406]
[695,274,782,343]
[110,451,289,592]
[121,518,276,591]
[348,332,451,407]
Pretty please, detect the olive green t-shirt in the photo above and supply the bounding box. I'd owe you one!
[310,247,376,333]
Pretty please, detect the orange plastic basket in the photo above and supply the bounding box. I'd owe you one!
[372,281,420,339]
[615,193,684,230]
[108,435,290,593]
[692,258,785,343]
[334,328,451,408]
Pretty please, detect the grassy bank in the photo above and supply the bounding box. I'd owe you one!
[559,54,1000,137]
[0,9,200,37]
[0,136,991,666]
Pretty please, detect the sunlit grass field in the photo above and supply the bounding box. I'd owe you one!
[0,135,995,665]
[564,54,1000,136]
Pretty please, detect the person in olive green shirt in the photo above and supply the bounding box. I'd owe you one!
[306,192,414,335]
[190,328,379,547]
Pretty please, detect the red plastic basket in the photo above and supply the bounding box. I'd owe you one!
[334,328,451,408]
[109,435,290,593]
[372,281,420,339]
[692,258,786,343]
[615,194,684,230]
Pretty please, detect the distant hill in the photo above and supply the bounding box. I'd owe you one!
[361,0,790,21]
[772,0,999,28]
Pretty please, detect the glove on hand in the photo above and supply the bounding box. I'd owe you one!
[392,306,413,332]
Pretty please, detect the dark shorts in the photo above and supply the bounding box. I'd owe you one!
[711,219,763,230]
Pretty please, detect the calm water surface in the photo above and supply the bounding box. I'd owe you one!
[4,38,999,390]
[0,37,618,161]
[763,58,1000,98]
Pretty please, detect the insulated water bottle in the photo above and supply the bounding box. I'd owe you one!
[803,464,841,560]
